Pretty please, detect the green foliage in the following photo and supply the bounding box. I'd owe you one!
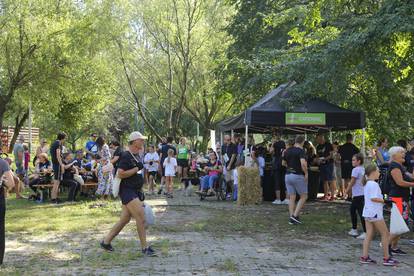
[223,0,414,144]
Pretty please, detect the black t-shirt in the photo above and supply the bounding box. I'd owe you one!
[118,151,144,191]
[160,144,177,162]
[389,161,411,201]
[62,161,74,180]
[221,143,237,169]
[273,140,286,168]
[316,142,334,164]
[283,147,306,175]
[50,140,62,164]
[113,146,123,171]
[338,143,359,163]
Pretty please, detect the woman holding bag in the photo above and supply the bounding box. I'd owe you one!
[101,132,156,256]
[387,146,414,256]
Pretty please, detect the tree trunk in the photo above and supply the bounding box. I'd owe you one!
[8,110,29,153]
[200,127,210,153]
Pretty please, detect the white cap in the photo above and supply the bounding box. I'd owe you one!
[128,131,147,142]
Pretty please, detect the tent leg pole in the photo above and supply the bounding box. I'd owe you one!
[305,132,307,141]
[329,130,333,142]
[220,132,223,145]
[245,125,248,149]
[231,129,234,138]
[362,128,366,155]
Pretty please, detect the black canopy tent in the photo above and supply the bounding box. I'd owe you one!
[217,81,366,151]
[218,81,365,133]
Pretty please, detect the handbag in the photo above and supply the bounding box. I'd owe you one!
[144,203,155,225]
[390,203,410,235]
[112,171,121,197]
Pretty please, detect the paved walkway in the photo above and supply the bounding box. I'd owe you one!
[3,191,414,275]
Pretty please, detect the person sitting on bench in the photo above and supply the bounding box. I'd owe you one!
[28,153,52,199]
[61,152,81,202]
[200,152,222,196]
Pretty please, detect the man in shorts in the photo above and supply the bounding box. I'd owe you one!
[221,135,237,191]
[158,137,176,194]
[283,135,308,225]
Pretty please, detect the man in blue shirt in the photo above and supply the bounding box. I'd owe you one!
[85,133,98,160]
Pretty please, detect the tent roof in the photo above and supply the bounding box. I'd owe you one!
[218,81,365,133]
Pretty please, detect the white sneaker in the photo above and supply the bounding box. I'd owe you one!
[281,199,289,205]
[357,233,366,240]
[272,199,282,205]
[348,229,359,237]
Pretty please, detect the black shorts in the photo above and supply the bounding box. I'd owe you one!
[177,159,189,168]
[148,171,157,177]
[341,162,353,179]
[119,189,144,205]
[52,163,61,181]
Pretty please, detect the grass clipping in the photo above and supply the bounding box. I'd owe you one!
[237,166,262,206]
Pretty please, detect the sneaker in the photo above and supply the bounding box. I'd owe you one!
[348,229,359,237]
[359,256,377,264]
[383,257,399,266]
[157,188,162,195]
[289,217,298,225]
[357,233,366,240]
[281,199,289,205]
[142,246,157,257]
[390,248,407,256]
[100,241,114,252]
[290,216,302,224]
[272,199,282,205]
[166,193,174,199]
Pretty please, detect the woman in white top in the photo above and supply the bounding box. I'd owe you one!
[144,145,159,195]
[163,149,177,199]
[360,164,398,266]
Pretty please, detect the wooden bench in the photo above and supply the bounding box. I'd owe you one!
[32,181,98,202]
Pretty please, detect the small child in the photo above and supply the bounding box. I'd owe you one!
[163,149,177,199]
[360,164,398,266]
[346,153,366,239]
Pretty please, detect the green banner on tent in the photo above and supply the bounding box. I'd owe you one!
[285,113,326,126]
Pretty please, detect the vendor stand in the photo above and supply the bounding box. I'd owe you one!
[217,81,366,201]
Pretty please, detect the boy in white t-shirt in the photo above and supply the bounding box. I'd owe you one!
[360,164,398,266]
[163,149,177,198]
[144,145,160,195]
[346,153,366,239]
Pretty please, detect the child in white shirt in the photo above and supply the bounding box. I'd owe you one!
[360,164,398,266]
[163,149,177,198]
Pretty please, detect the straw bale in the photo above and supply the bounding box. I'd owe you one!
[237,166,262,205]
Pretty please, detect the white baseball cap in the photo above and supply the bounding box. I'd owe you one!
[128,131,147,142]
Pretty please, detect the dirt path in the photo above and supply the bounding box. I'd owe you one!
[2,193,414,275]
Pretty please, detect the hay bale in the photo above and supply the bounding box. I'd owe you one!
[237,166,262,206]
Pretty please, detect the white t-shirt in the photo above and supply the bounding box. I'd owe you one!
[144,152,159,172]
[163,157,177,176]
[363,180,383,219]
[258,156,265,177]
[351,166,365,197]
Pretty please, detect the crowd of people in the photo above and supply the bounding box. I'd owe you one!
[1,130,414,266]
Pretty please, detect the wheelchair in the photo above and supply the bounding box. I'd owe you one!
[198,173,227,201]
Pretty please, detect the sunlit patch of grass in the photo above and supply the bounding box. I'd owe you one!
[217,258,238,272]
[6,199,120,236]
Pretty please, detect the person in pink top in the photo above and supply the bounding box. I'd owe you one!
[200,152,222,195]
